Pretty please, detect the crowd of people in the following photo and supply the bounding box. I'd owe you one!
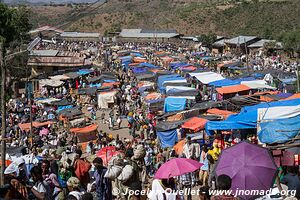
[1,40,300,200]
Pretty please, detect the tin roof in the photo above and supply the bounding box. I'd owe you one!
[119,29,180,38]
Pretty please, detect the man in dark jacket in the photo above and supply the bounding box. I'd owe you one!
[92,157,112,200]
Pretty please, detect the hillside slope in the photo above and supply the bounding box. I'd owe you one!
[29,0,300,39]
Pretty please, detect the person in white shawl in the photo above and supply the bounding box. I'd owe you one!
[148,179,177,200]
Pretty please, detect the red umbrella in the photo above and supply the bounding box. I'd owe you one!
[96,146,122,166]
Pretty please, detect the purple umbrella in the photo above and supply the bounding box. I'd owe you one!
[215,141,278,200]
[154,158,203,179]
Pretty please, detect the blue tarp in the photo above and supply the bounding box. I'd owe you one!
[77,69,92,75]
[131,53,143,57]
[133,67,148,74]
[157,74,181,89]
[157,129,178,148]
[166,87,196,95]
[89,83,101,88]
[119,56,132,61]
[169,62,189,69]
[258,115,300,144]
[138,62,160,69]
[205,98,300,135]
[103,79,116,83]
[209,79,241,87]
[208,77,255,87]
[164,97,186,113]
[276,93,293,99]
[57,105,73,112]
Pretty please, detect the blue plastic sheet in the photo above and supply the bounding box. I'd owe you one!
[208,77,255,87]
[57,105,73,112]
[258,115,300,144]
[157,129,178,148]
[169,62,189,69]
[77,69,91,75]
[138,62,160,68]
[89,83,101,88]
[133,67,148,74]
[164,97,186,112]
[205,98,300,135]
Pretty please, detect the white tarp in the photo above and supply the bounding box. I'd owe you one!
[168,96,195,100]
[35,98,60,104]
[49,75,70,81]
[189,72,225,84]
[258,104,300,121]
[241,80,276,89]
[166,86,196,93]
[40,79,64,87]
[98,91,117,109]
[70,118,86,127]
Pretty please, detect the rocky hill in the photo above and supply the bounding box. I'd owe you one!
[28,0,300,39]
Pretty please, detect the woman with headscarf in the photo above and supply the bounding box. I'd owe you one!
[67,177,85,200]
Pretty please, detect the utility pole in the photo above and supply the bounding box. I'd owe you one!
[0,42,6,186]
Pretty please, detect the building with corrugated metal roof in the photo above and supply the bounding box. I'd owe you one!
[119,29,181,42]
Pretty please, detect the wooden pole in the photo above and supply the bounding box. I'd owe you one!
[0,42,6,185]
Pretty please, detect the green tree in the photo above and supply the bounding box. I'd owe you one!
[0,4,31,49]
[198,33,217,49]
[280,30,300,57]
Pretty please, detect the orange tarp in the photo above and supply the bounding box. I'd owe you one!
[144,92,161,101]
[284,93,300,100]
[133,57,148,63]
[254,91,280,95]
[181,117,208,131]
[18,121,55,132]
[216,84,250,95]
[206,108,236,119]
[128,63,140,66]
[102,82,120,88]
[70,124,98,134]
[166,113,184,122]
[174,140,185,155]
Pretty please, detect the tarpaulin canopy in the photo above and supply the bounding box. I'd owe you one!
[51,98,73,106]
[133,57,147,63]
[164,97,186,113]
[132,67,148,74]
[78,69,92,75]
[19,121,55,132]
[169,62,189,69]
[157,129,178,148]
[70,123,98,134]
[285,93,300,100]
[241,80,275,90]
[166,86,196,95]
[156,120,185,132]
[192,101,223,110]
[97,91,117,109]
[78,87,97,95]
[258,115,300,144]
[138,62,160,68]
[102,82,120,88]
[57,105,73,112]
[49,75,69,81]
[136,73,155,81]
[206,108,236,119]
[40,79,64,87]
[181,117,208,131]
[58,106,82,118]
[179,65,197,72]
[216,84,250,95]
[208,79,241,87]
[190,72,225,84]
[35,98,60,104]
[205,98,300,135]
[144,92,162,101]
